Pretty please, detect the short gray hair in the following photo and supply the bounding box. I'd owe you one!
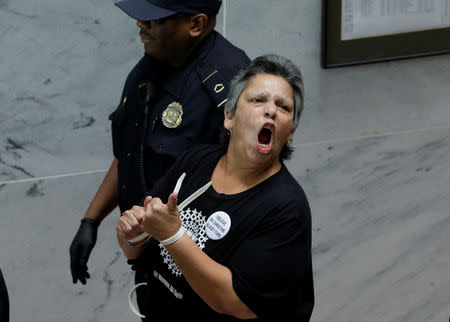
[224,54,304,160]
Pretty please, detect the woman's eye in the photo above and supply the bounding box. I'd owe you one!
[276,103,288,111]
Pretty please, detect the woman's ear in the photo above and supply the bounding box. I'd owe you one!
[224,109,233,130]
[189,14,208,37]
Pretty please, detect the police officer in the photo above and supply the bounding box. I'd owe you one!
[69,0,250,297]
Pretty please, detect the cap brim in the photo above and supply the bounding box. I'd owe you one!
[115,0,177,21]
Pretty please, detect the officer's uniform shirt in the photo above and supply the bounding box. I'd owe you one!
[109,31,250,212]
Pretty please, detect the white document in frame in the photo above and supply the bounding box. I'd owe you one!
[341,0,450,40]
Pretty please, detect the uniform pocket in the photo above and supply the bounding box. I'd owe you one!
[109,102,128,125]
[147,133,189,160]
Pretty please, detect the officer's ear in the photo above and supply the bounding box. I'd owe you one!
[189,14,209,37]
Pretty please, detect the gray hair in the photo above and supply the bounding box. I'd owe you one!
[224,54,304,160]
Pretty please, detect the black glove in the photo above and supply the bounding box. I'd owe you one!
[69,218,99,284]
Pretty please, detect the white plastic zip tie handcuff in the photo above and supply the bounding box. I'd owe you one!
[128,172,186,243]
[128,173,212,318]
[128,282,147,318]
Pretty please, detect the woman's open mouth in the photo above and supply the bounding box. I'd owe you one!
[257,123,274,153]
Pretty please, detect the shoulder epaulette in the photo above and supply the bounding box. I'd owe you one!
[196,66,229,109]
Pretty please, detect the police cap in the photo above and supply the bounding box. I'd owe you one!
[115,0,222,21]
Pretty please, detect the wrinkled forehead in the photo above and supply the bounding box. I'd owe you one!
[241,74,294,101]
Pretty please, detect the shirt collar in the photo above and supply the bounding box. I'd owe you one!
[162,31,217,99]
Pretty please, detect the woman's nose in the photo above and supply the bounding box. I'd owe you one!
[263,102,276,118]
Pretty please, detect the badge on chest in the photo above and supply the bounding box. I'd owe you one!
[162,102,183,128]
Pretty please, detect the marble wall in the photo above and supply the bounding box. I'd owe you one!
[1,0,449,321]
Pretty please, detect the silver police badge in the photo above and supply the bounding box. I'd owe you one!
[162,102,183,128]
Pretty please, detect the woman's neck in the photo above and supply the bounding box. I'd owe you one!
[211,148,281,195]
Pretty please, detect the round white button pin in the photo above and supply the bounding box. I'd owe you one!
[205,211,231,240]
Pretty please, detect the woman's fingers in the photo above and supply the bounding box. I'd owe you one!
[119,208,144,238]
[143,196,153,208]
[167,192,178,215]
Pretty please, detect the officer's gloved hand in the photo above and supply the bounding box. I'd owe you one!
[69,218,99,285]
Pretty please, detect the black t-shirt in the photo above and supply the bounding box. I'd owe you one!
[130,144,314,321]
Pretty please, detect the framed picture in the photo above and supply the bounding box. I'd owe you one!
[322,0,450,68]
